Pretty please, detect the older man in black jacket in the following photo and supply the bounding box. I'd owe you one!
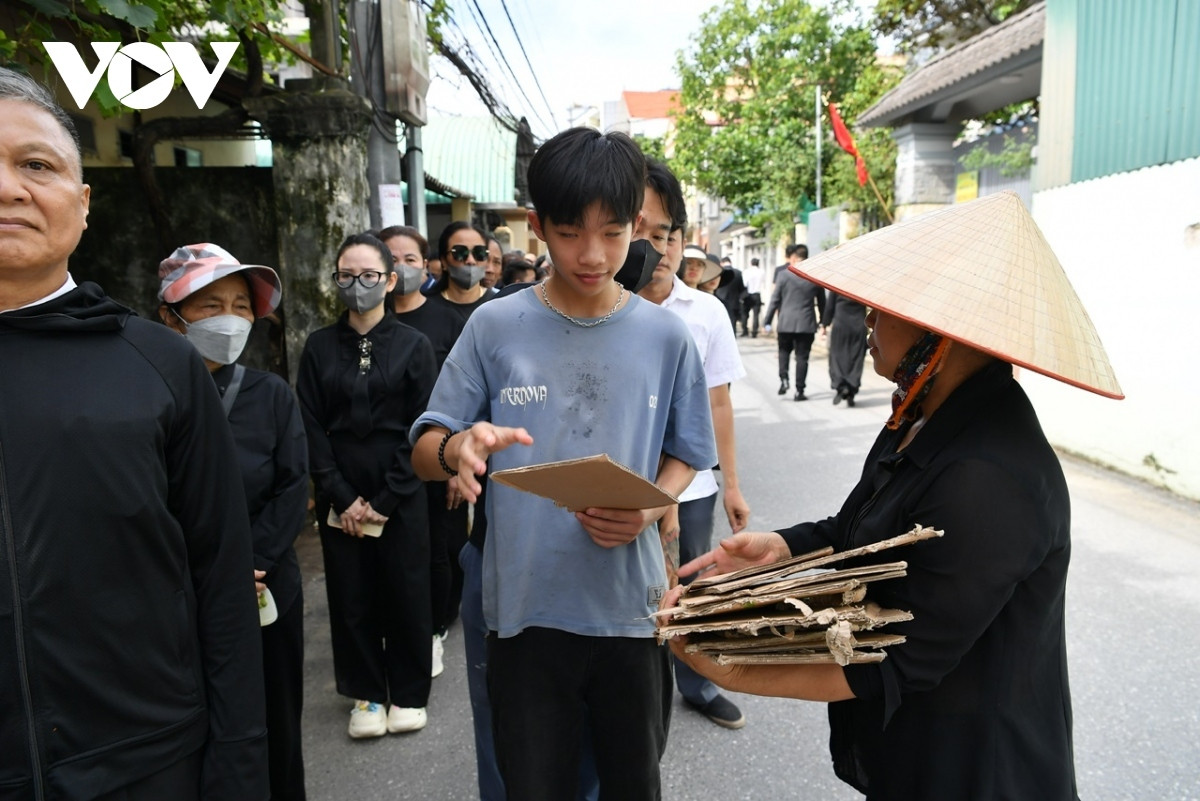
[0,67,267,801]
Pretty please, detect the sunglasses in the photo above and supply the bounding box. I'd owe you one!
[449,244,490,263]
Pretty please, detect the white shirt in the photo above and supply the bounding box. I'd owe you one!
[0,273,77,314]
[659,276,746,501]
[744,264,764,295]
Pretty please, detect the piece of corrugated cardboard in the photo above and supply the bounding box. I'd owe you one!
[490,453,677,512]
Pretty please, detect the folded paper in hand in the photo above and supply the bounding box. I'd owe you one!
[326,508,383,537]
[490,454,677,512]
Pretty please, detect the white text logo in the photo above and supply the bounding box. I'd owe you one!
[498,385,548,409]
[43,41,239,110]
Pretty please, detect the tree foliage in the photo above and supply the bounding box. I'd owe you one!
[873,0,1036,55]
[672,0,899,237]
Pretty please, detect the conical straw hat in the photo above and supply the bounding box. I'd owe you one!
[794,191,1123,399]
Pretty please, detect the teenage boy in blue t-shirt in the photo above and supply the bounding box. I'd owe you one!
[411,127,716,801]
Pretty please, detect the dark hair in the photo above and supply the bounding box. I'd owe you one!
[378,225,428,257]
[645,160,687,232]
[527,127,645,227]
[437,220,490,260]
[337,233,394,273]
[0,66,83,174]
[750,257,760,266]
[794,244,809,259]
[501,258,536,287]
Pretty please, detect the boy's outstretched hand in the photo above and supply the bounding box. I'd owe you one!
[451,422,534,502]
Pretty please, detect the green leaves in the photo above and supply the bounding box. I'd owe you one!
[672,0,895,237]
[100,0,160,28]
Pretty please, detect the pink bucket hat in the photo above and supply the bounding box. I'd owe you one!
[157,243,282,318]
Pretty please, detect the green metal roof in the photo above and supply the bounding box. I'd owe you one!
[423,116,519,206]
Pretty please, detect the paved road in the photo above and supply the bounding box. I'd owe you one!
[296,333,1200,800]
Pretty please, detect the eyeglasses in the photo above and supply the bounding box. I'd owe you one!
[449,244,490,263]
[332,270,387,289]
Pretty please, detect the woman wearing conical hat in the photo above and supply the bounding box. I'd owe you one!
[664,192,1120,801]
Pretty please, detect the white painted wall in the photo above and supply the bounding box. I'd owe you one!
[1029,158,1200,500]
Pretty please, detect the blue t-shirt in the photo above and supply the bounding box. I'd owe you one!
[411,286,716,638]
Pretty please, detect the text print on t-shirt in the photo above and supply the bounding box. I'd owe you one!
[499,384,549,409]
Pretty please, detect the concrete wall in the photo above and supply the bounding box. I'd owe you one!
[1028,157,1200,499]
[70,166,284,375]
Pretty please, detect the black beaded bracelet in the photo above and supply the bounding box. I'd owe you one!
[437,431,456,477]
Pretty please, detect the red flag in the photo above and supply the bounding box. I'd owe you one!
[828,101,869,187]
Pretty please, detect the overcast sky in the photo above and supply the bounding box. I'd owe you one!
[426,0,705,138]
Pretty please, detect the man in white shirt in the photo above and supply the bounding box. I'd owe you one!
[637,160,751,729]
[741,257,764,337]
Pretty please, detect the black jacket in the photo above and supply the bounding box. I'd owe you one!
[0,283,268,800]
[213,364,308,617]
[296,313,437,517]
[763,269,826,334]
[779,361,1076,800]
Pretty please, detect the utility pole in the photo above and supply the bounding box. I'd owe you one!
[349,0,403,230]
[405,124,427,236]
[815,85,822,209]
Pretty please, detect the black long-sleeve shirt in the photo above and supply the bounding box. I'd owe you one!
[778,360,1078,800]
[213,364,309,616]
[0,283,267,800]
[296,313,437,517]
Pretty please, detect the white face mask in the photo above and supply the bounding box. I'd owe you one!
[175,311,253,364]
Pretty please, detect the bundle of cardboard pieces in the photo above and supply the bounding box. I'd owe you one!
[655,525,943,666]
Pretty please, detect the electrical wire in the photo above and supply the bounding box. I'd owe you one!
[463,0,554,133]
[496,0,558,130]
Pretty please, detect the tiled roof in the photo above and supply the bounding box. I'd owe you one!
[622,90,681,120]
[423,116,519,206]
[859,2,1045,127]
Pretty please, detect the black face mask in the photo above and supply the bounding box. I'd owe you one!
[614,238,661,293]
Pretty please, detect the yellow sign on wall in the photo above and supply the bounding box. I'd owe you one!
[956,171,979,203]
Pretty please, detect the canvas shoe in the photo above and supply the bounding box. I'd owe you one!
[432,633,445,678]
[686,693,746,730]
[387,705,427,733]
[348,700,387,739]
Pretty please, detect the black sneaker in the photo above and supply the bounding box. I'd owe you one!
[794,391,808,401]
[686,694,746,730]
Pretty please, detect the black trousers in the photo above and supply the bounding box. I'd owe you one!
[319,493,432,707]
[92,749,202,801]
[778,331,816,390]
[487,627,671,801]
[741,293,762,334]
[263,592,306,800]
[427,480,469,633]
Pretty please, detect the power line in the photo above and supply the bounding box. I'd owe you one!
[496,0,558,130]
[464,0,554,132]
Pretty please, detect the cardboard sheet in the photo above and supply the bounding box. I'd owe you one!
[490,453,677,512]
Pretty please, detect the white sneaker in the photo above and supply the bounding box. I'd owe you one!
[387,705,427,733]
[348,700,387,739]
[432,634,445,678]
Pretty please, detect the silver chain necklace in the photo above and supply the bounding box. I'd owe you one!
[539,281,625,328]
